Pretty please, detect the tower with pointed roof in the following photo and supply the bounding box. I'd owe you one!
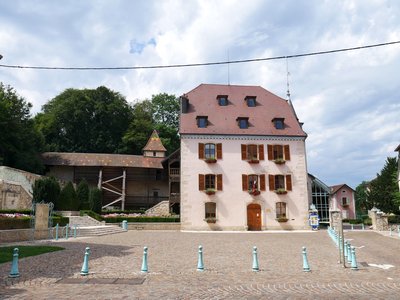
[143,130,167,158]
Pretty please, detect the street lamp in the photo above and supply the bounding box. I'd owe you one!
[0,54,3,60]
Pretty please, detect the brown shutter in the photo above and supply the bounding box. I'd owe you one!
[216,143,222,159]
[267,145,273,160]
[198,143,204,159]
[259,174,266,191]
[242,174,248,191]
[284,145,290,161]
[241,144,247,160]
[199,174,205,191]
[258,144,264,160]
[217,174,223,191]
[268,175,275,191]
[286,175,292,191]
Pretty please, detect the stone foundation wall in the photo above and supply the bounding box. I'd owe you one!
[0,229,52,243]
[127,222,181,230]
[0,180,32,210]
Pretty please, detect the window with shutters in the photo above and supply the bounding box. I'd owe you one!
[199,174,223,194]
[267,144,290,164]
[204,202,217,223]
[199,143,222,162]
[242,174,266,195]
[241,144,264,163]
[276,202,288,221]
[268,174,292,194]
[341,197,349,206]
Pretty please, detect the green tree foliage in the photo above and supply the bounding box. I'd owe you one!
[76,179,90,210]
[0,83,44,173]
[121,94,180,154]
[35,86,133,153]
[58,182,78,211]
[367,157,399,214]
[354,181,370,215]
[32,176,61,205]
[89,187,103,214]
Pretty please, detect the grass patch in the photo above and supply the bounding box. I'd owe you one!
[0,245,64,264]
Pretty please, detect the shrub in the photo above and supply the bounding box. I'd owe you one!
[32,176,60,205]
[89,188,103,214]
[100,209,145,215]
[80,210,103,222]
[0,217,31,229]
[388,215,400,224]
[58,182,78,211]
[0,209,31,215]
[76,179,90,210]
[51,216,69,226]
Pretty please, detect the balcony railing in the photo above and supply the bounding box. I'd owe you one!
[170,168,180,176]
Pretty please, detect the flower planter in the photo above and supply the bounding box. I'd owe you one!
[205,189,216,195]
[204,218,217,223]
[248,159,259,164]
[249,190,260,196]
[275,189,287,195]
[276,217,289,223]
[205,158,217,163]
[274,159,286,165]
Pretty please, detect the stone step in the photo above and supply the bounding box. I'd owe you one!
[68,216,105,227]
[70,225,126,237]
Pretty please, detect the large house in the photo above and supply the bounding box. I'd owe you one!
[330,184,356,219]
[179,84,310,230]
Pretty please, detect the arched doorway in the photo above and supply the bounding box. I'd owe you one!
[247,203,262,231]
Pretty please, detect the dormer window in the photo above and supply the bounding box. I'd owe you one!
[236,117,249,129]
[217,95,228,106]
[245,96,256,107]
[196,116,208,128]
[273,118,285,129]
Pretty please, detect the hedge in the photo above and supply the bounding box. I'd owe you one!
[101,209,145,215]
[0,216,69,230]
[104,216,180,223]
[0,209,32,215]
[80,210,103,222]
[388,215,400,224]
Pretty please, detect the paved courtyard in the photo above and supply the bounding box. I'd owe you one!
[1,229,400,299]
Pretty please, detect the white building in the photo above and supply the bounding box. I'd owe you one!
[180,84,309,230]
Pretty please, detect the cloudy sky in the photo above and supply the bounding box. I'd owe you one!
[1,0,399,188]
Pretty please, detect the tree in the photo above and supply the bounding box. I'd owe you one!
[0,82,44,173]
[35,86,133,153]
[58,182,78,211]
[89,187,103,214]
[355,181,370,215]
[367,157,399,214]
[32,176,61,205]
[76,179,90,210]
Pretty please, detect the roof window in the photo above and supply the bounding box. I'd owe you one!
[196,116,208,128]
[236,117,249,129]
[217,95,228,106]
[273,118,285,130]
[245,96,256,107]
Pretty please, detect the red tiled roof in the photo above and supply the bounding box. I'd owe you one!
[142,130,167,152]
[41,152,164,169]
[395,144,400,151]
[179,84,307,137]
[330,184,355,194]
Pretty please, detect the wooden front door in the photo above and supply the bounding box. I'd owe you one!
[247,204,262,231]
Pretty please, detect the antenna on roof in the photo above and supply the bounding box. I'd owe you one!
[286,56,291,101]
[227,49,230,85]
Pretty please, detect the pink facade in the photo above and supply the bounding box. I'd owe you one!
[330,184,356,219]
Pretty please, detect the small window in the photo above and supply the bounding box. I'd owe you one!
[273,118,285,129]
[153,191,159,198]
[245,96,256,107]
[196,116,208,128]
[153,151,157,157]
[217,95,228,106]
[276,202,287,218]
[248,175,259,191]
[204,143,216,159]
[205,202,216,218]
[273,145,284,160]
[342,197,349,206]
[237,117,249,129]
[205,174,216,190]
[247,144,258,160]
[275,175,285,190]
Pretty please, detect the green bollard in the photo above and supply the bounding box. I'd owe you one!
[55,223,59,241]
[80,247,90,276]
[9,248,20,278]
[74,225,77,238]
[344,241,348,258]
[252,246,259,272]
[351,224,354,230]
[347,243,352,264]
[351,246,358,270]
[141,246,148,273]
[65,224,69,240]
[302,247,311,272]
[197,245,204,271]
[362,223,365,230]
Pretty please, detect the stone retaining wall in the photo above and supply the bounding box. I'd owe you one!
[0,229,51,243]
[127,222,181,230]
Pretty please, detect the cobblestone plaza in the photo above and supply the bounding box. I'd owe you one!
[1,230,400,299]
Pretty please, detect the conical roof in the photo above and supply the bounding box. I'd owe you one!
[142,130,167,152]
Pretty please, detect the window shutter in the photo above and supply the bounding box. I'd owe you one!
[286,175,292,191]
[216,143,222,159]
[267,145,273,160]
[217,174,223,191]
[260,174,266,191]
[258,144,264,160]
[198,143,204,159]
[284,145,290,161]
[241,144,247,160]
[268,175,275,191]
[242,174,248,191]
[199,174,205,191]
